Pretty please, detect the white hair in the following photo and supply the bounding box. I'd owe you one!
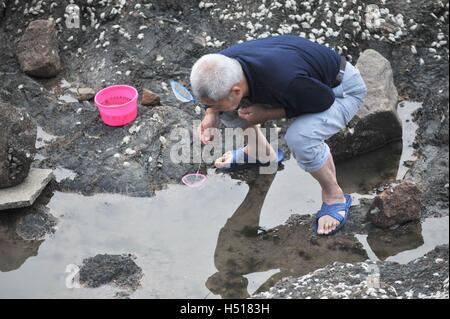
[190,54,243,102]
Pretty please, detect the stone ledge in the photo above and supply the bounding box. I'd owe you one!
[0,169,54,211]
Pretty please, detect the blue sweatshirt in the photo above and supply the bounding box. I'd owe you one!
[220,35,341,118]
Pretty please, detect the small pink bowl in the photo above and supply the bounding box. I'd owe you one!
[95,85,138,126]
[182,173,207,188]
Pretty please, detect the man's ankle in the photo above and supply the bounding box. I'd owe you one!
[322,191,346,203]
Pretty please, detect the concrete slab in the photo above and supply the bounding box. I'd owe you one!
[0,169,54,211]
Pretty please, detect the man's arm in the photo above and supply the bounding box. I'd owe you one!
[205,107,221,117]
[238,104,286,124]
[265,107,286,120]
[198,107,221,144]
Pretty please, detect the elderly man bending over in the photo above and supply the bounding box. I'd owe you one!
[190,35,367,236]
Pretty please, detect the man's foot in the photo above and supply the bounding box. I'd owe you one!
[317,195,347,235]
[214,150,234,169]
[214,146,277,169]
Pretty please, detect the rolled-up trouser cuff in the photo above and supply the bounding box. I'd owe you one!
[297,142,331,173]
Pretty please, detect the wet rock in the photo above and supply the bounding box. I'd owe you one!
[15,211,57,241]
[77,88,96,101]
[141,89,161,106]
[406,145,449,218]
[79,254,143,290]
[0,102,37,189]
[328,49,402,161]
[252,245,449,299]
[368,181,422,229]
[16,19,61,78]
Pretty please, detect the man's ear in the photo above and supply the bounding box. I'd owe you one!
[230,85,242,97]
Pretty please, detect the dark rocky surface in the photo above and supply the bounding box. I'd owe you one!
[253,244,449,299]
[79,253,143,291]
[0,102,37,188]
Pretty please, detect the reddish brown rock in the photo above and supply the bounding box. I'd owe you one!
[16,19,61,78]
[141,89,161,106]
[368,181,423,229]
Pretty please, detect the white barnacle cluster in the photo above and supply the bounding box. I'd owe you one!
[84,0,142,50]
[285,0,298,12]
[197,0,450,65]
[200,31,225,48]
[199,1,216,10]
[429,30,448,61]
[84,0,128,30]
[111,24,132,40]
[253,256,450,299]
[21,0,46,16]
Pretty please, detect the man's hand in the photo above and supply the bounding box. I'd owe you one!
[238,105,286,124]
[238,105,269,125]
[198,111,220,144]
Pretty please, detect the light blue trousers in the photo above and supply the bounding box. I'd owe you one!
[219,62,367,172]
[284,62,368,172]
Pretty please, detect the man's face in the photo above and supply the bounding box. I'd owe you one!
[200,86,243,113]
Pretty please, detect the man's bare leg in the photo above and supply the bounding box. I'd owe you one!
[215,125,276,168]
[309,153,347,235]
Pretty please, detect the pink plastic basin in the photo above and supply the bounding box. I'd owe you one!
[95,85,138,126]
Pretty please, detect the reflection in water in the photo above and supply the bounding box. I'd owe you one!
[336,141,403,194]
[0,213,43,272]
[0,176,250,298]
[386,216,449,264]
[207,173,368,299]
[335,101,422,193]
[396,102,422,180]
[356,217,450,264]
[367,222,424,260]
[0,188,55,273]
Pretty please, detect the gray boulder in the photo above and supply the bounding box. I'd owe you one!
[16,19,61,78]
[0,102,37,188]
[328,49,402,161]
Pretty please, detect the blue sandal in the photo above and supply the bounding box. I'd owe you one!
[314,193,352,236]
[218,147,285,172]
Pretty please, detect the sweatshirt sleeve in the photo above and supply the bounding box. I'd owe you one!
[283,76,336,119]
